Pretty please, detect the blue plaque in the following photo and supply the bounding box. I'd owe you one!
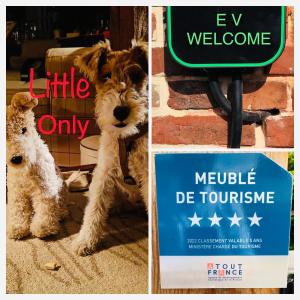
[155,153,292,288]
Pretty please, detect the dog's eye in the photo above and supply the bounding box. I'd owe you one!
[21,127,27,134]
[103,72,111,81]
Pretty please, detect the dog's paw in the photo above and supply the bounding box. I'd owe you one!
[71,236,98,256]
[30,220,60,238]
[8,225,30,239]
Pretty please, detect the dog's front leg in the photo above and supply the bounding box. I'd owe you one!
[72,136,118,256]
[72,165,116,255]
[7,190,32,239]
[30,187,61,238]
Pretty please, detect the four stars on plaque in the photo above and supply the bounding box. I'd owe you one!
[188,211,263,227]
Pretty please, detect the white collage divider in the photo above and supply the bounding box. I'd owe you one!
[1,0,299,299]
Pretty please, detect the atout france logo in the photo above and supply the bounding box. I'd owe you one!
[207,263,243,281]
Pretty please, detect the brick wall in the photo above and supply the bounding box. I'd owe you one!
[152,7,294,148]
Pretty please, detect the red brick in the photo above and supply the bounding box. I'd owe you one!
[152,13,156,40]
[261,8,294,76]
[270,9,294,75]
[152,47,165,75]
[287,6,294,16]
[269,45,294,75]
[168,80,212,110]
[286,7,294,46]
[152,115,255,146]
[243,80,288,110]
[167,79,288,111]
[264,115,294,147]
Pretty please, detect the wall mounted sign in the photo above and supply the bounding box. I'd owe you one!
[167,6,285,68]
[155,153,292,288]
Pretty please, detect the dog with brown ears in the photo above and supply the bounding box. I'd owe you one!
[72,40,148,256]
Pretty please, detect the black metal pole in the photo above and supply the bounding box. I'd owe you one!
[208,76,269,124]
[207,73,273,148]
[229,73,243,148]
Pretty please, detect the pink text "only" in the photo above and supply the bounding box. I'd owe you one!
[38,115,90,140]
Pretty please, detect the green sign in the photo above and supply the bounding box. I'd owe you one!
[167,6,285,68]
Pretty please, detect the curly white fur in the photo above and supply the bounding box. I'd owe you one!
[6,92,67,239]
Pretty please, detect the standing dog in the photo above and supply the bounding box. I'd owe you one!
[72,41,148,255]
[6,92,67,239]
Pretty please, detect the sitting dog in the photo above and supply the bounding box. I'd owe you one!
[72,40,148,255]
[6,92,67,239]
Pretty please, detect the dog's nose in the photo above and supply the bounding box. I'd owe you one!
[113,106,130,121]
[10,155,23,165]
